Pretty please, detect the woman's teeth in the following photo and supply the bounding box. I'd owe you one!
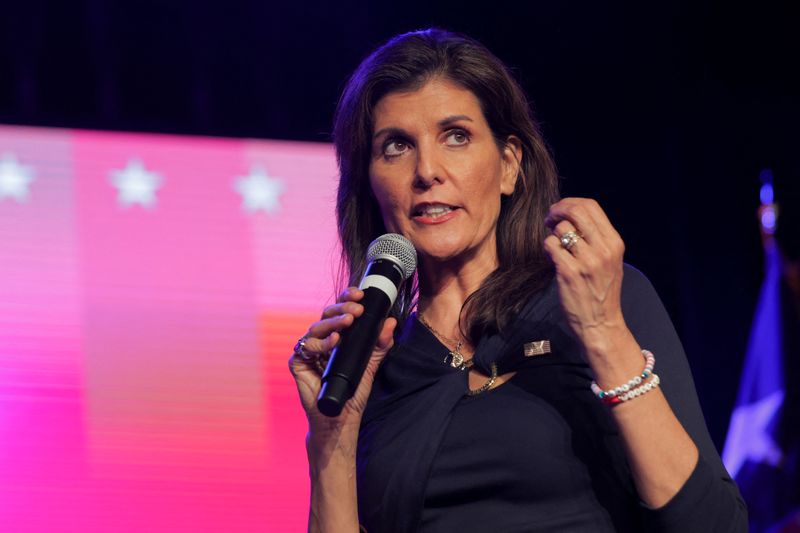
[419,205,453,218]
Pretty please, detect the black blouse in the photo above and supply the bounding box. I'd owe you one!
[357,265,747,532]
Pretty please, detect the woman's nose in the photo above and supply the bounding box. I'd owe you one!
[413,144,444,188]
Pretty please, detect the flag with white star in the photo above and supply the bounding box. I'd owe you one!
[723,240,799,532]
[0,124,339,532]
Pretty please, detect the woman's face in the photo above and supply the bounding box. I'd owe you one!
[368,78,521,270]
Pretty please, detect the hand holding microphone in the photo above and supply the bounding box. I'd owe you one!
[288,233,417,421]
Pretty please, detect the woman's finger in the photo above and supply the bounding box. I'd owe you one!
[307,312,357,341]
[543,233,581,280]
[295,332,337,358]
[552,220,577,236]
[374,316,397,353]
[335,287,363,305]
[289,331,341,377]
[545,198,604,243]
[321,300,364,320]
[551,220,584,253]
[547,219,619,280]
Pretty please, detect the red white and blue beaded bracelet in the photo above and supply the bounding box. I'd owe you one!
[590,349,660,406]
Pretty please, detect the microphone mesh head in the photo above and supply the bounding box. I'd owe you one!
[366,233,417,280]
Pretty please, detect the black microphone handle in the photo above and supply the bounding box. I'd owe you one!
[316,286,393,417]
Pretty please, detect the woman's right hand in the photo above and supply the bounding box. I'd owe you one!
[289,287,397,438]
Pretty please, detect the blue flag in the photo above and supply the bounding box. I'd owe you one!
[723,240,800,532]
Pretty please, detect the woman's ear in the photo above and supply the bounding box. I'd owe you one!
[500,135,523,196]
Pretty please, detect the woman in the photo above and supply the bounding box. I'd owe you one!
[289,29,747,532]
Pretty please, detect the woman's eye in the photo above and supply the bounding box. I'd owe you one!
[383,140,409,157]
[445,129,470,146]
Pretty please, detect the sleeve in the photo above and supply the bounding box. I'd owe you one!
[619,264,748,532]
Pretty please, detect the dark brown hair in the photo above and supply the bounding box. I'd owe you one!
[333,28,560,341]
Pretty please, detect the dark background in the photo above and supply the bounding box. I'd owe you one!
[1,0,797,448]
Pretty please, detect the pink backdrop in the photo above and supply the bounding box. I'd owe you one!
[0,125,339,531]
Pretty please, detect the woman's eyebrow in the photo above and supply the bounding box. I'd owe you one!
[438,115,473,127]
[373,115,474,140]
[372,126,408,141]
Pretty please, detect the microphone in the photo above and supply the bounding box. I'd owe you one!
[317,233,417,417]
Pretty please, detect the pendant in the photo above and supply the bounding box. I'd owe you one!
[450,349,464,369]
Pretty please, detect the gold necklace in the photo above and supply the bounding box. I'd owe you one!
[467,363,498,396]
[418,312,473,370]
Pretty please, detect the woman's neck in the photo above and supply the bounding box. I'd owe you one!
[417,251,498,343]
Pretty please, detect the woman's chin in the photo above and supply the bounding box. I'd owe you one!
[416,244,467,265]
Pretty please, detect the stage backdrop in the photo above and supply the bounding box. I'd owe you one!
[0,124,339,531]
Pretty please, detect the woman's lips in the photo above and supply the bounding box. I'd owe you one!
[411,204,460,224]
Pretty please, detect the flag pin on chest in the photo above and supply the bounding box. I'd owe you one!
[524,340,551,357]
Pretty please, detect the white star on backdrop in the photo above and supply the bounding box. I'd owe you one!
[0,153,35,203]
[233,166,284,214]
[109,158,163,208]
[722,389,784,478]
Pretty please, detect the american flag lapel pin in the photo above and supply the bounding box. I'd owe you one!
[523,340,551,357]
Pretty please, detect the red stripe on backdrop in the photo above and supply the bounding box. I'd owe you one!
[261,310,318,530]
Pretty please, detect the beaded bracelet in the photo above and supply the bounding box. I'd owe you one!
[598,374,661,406]
[591,349,657,406]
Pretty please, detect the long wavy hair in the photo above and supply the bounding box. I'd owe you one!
[333,28,560,342]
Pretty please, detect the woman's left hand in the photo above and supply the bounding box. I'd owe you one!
[543,197,628,351]
[545,199,704,511]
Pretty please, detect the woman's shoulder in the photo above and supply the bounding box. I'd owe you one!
[621,262,657,295]
[618,263,675,333]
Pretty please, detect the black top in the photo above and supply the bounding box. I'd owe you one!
[357,264,747,532]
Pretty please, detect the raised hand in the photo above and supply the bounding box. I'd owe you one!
[542,197,628,351]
